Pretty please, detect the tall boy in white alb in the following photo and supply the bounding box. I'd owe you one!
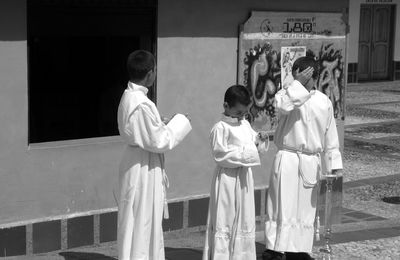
[117,50,191,260]
[263,56,343,260]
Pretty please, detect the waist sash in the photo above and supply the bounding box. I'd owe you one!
[278,145,321,188]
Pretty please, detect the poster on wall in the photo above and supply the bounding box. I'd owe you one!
[238,11,347,132]
[281,46,306,88]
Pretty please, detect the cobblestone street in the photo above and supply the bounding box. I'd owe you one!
[311,81,400,259]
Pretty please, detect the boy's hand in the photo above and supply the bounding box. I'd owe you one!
[161,116,170,124]
[294,67,314,86]
[257,131,269,142]
[331,169,343,176]
[164,114,191,124]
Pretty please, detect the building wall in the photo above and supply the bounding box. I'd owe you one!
[347,0,400,81]
[157,0,347,200]
[0,0,347,228]
[0,0,123,227]
[348,0,400,63]
[0,0,348,255]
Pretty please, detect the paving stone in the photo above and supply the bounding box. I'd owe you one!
[343,149,400,182]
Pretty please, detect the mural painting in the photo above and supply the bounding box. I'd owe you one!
[239,11,347,132]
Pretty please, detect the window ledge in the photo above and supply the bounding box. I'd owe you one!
[28,136,124,150]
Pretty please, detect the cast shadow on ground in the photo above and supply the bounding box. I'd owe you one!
[165,247,202,260]
[165,243,266,260]
[58,245,264,260]
[58,248,203,260]
[59,252,117,260]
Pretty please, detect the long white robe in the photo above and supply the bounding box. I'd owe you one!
[203,115,268,260]
[265,80,343,253]
[117,82,192,260]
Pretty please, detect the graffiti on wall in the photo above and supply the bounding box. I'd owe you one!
[239,11,347,131]
[317,43,344,119]
[242,41,345,130]
[243,43,280,130]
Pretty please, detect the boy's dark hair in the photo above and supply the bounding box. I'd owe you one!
[292,56,319,80]
[224,85,252,107]
[127,50,155,81]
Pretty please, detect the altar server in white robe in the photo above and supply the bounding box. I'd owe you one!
[262,56,343,260]
[203,85,269,260]
[117,50,192,260]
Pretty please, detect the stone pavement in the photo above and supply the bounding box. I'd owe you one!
[309,81,400,259]
[3,81,400,259]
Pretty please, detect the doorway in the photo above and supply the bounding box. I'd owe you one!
[358,4,395,81]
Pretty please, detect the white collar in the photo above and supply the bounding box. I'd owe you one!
[221,113,241,124]
[127,81,149,95]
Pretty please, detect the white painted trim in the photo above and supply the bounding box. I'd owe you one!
[0,207,117,229]
[242,32,346,40]
[167,193,210,203]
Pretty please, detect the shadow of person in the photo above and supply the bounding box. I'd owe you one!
[165,247,203,260]
[59,251,117,260]
[59,248,204,260]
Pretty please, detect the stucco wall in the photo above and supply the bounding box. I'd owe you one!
[157,0,347,200]
[0,0,348,227]
[0,0,122,226]
[348,0,400,63]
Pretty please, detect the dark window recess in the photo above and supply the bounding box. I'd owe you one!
[27,0,156,143]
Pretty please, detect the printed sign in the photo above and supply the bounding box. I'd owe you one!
[281,46,306,88]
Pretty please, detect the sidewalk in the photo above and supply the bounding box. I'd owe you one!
[4,81,400,259]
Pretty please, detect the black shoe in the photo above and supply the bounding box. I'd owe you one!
[285,252,315,260]
[262,249,284,260]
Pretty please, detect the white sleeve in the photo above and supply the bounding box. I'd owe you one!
[275,80,312,114]
[323,101,343,172]
[210,124,260,168]
[122,104,191,153]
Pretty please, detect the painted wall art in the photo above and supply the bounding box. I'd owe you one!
[238,11,347,131]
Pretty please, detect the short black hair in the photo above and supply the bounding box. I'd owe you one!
[292,56,319,79]
[224,85,251,107]
[127,50,155,81]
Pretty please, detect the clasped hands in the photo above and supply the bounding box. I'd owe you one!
[161,114,191,124]
[257,131,269,142]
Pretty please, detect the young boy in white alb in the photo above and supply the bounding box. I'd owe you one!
[203,85,269,260]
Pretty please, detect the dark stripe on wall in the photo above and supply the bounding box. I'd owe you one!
[99,212,118,243]
[347,62,358,83]
[163,201,184,231]
[394,61,400,80]
[188,197,209,227]
[67,215,94,249]
[32,220,61,254]
[0,226,26,257]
